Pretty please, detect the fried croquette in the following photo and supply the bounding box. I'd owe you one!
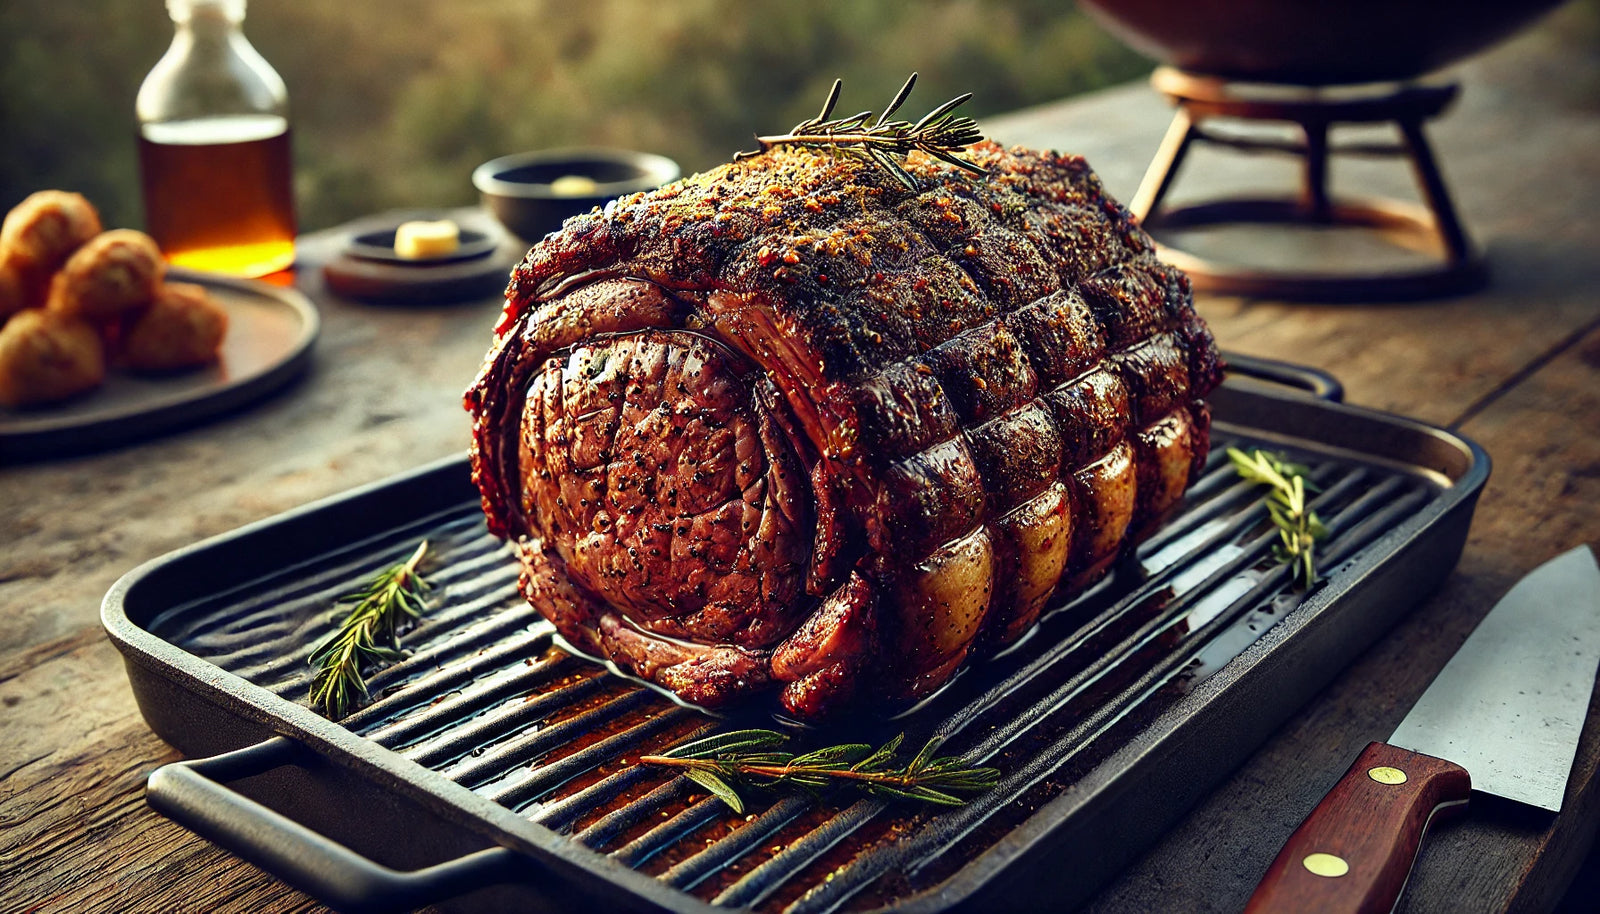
[118,281,228,372]
[47,229,165,322]
[0,309,107,407]
[1,190,103,278]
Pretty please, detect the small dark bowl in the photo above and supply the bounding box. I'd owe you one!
[473,147,680,243]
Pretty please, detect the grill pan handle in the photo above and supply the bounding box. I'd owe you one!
[147,736,520,914]
[1221,351,1345,402]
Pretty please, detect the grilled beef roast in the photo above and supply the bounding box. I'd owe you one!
[467,141,1222,720]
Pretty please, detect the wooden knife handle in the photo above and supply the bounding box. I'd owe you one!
[1243,741,1471,914]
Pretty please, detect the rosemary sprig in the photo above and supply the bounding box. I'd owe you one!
[636,728,1000,814]
[308,540,432,718]
[1228,448,1329,590]
[735,72,987,190]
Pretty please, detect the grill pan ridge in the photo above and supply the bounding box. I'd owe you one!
[103,358,1488,914]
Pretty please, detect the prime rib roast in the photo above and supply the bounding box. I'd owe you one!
[466,140,1223,721]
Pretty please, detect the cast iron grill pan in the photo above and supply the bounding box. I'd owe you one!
[103,357,1487,913]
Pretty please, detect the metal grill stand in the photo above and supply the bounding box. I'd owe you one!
[1131,66,1488,302]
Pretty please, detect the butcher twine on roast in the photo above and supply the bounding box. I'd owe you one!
[466,140,1222,721]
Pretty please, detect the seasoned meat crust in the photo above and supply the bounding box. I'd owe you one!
[467,141,1222,719]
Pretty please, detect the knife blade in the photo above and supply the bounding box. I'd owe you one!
[1243,544,1600,914]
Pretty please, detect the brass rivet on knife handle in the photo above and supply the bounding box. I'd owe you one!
[1243,743,1471,914]
[1302,853,1350,878]
[1367,766,1407,785]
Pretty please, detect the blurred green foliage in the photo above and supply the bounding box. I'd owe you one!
[0,1,1148,232]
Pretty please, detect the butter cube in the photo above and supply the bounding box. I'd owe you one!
[548,175,600,197]
[394,220,461,259]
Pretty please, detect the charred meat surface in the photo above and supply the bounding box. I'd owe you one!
[466,141,1222,719]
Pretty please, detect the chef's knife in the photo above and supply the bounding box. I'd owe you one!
[1244,544,1600,914]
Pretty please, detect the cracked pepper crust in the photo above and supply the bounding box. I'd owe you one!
[467,141,1222,719]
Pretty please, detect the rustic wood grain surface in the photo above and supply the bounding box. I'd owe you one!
[2,9,1597,913]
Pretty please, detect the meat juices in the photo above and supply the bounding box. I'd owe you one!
[467,141,1222,720]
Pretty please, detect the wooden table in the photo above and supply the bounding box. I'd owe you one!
[3,11,1597,913]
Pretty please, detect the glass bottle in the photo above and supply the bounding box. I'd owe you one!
[136,0,296,277]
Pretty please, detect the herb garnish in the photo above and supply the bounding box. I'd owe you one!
[308,540,432,718]
[1228,448,1328,590]
[636,728,1000,814]
[735,72,986,190]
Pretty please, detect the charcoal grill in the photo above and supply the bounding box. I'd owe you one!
[102,356,1487,913]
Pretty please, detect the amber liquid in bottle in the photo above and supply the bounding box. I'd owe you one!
[138,114,296,277]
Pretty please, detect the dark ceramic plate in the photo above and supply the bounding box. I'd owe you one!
[0,269,318,462]
[346,228,498,266]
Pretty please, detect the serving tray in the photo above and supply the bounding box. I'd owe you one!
[102,356,1486,914]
